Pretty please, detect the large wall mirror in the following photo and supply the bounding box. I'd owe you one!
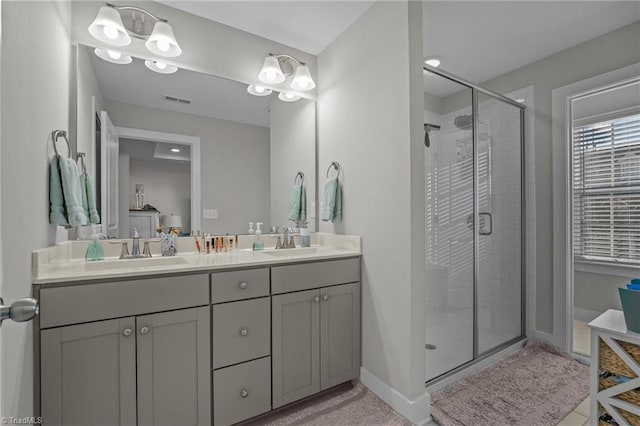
[76,44,316,239]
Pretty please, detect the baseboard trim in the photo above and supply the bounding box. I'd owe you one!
[359,367,430,425]
[534,330,558,347]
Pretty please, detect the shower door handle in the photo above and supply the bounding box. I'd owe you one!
[479,212,492,236]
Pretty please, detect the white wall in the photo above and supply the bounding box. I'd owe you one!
[270,98,316,229]
[317,1,427,421]
[1,0,71,416]
[129,159,191,232]
[104,100,270,235]
[441,21,640,334]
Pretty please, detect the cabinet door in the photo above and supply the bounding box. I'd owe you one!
[272,289,320,408]
[41,317,136,426]
[137,307,211,426]
[320,282,361,390]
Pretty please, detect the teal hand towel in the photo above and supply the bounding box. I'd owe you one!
[79,172,89,219]
[49,156,68,225]
[288,184,307,223]
[58,157,88,226]
[85,173,100,224]
[321,178,342,223]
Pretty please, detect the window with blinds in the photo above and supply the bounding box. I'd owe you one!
[573,113,640,264]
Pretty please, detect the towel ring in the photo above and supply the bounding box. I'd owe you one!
[52,130,72,158]
[326,161,340,179]
[77,152,87,174]
[294,171,304,184]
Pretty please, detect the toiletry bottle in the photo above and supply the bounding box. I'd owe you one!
[253,223,264,251]
[85,234,105,261]
[300,227,311,248]
[248,222,255,235]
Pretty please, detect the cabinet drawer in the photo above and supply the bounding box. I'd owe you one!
[213,357,271,426]
[271,258,360,294]
[211,268,269,303]
[39,275,209,328]
[213,298,270,369]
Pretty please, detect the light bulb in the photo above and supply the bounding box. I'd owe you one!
[103,24,119,40]
[157,39,170,53]
[255,86,266,93]
[171,148,180,153]
[155,62,167,70]
[107,50,121,60]
[265,71,277,82]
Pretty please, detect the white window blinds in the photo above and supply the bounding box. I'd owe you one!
[573,113,640,264]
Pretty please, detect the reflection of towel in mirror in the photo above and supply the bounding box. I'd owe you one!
[51,156,88,226]
[321,178,342,223]
[49,156,67,225]
[80,173,100,224]
[288,184,307,223]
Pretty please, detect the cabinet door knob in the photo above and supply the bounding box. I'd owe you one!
[239,328,248,337]
[240,389,249,398]
[322,295,329,301]
[239,282,248,289]
[313,296,320,303]
[140,326,150,335]
[122,328,132,337]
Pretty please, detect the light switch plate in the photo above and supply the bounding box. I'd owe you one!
[203,209,218,219]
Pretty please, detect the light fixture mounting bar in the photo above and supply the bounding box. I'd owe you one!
[105,3,167,23]
[269,53,306,67]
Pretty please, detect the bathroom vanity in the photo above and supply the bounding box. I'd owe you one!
[32,234,361,426]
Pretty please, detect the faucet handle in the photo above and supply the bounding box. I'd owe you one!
[275,236,283,249]
[142,239,161,258]
[289,236,296,249]
[109,241,129,259]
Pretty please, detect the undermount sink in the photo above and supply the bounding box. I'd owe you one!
[262,247,322,258]
[84,256,188,271]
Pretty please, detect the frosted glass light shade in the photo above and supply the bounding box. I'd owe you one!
[94,48,132,65]
[146,22,182,57]
[144,60,178,74]
[247,85,273,96]
[258,56,285,84]
[278,92,301,102]
[88,6,131,46]
[290,65,316,91]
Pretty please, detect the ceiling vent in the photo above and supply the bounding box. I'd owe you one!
[163,94,192,105]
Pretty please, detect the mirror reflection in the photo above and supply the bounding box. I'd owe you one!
[76,44,316,238]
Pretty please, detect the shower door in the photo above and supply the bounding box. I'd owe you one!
[424,70,525,382]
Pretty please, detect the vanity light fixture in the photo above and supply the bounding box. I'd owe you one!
[247,85,273,97]
[170,148,181,153]
[278,92,301,102]
[424,56,442,68]
[94,48,132,65]
[144,60,178,74]
[257,53,316,91]
[88,3,182,58]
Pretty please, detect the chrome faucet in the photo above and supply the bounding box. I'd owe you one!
[131,228,141,258]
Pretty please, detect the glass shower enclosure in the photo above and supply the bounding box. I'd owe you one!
[424,67,526,383]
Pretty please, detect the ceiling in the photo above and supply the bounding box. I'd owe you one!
[90,47,272,127]
[156,1,638,98]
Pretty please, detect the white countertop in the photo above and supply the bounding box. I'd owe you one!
[589,309,640,341]
[32,233,361,285]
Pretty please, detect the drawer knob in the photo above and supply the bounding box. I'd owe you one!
[240,328,249,337]
[122,328,132,337]
[140,326,150,335]
[240,389,249,398]
[313,296,320,303]
[239,282,248,290]
[322,295,329,301]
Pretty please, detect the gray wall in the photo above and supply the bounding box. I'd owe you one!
[440,21,640,334]
[104,100,270,235]
[270,98,316,229]
[76,43,104,176]
[318,0,427,409]
[574,271,627,313]
[129,159,191,233]
[1,0,72,416]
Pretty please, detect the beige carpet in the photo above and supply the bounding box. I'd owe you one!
[431,341,590,426]
[242,382,411,426]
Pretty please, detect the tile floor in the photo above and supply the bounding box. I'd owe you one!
[557,396,590,425]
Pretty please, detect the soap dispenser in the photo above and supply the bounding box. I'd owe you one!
[85,234,104,261]
[252,222,264,251]
[248,222,255,235]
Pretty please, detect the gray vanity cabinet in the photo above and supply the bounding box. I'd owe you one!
[271,258,361,409]
[41,317,137,426]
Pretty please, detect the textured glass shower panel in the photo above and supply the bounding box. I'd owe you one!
[476,93,523,355]
[424,84,475,381]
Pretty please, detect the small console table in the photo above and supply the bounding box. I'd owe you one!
[589,309,640,425]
